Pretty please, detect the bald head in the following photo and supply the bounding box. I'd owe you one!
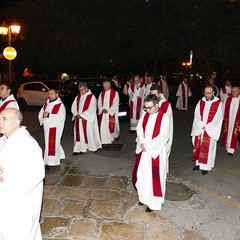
[0,108,22,137]
[231,86,240,98]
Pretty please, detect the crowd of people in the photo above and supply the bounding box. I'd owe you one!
[0,72,239,238]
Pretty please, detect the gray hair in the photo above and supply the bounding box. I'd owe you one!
[78,82,88,89]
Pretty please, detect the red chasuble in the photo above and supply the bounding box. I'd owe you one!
[76,94,93,144]
[221,97,240,149]
[132,110,165,197]
[43,102,62,156]
[99,89,116,133]
[192,99,221,164]
[0,100,16,112]
[129,82,145,120]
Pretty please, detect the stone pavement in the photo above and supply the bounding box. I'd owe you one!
[41,161,205,240]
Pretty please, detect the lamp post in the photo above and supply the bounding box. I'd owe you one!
[0,22,21,86]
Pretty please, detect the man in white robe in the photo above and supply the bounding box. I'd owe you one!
[221,86,240,155]
[144,75,156,96]
[191,85,223,175]
[150,85,173,173]
[71,82,101,154]
[220,79,232,102]
[38,89,66,168]
[0,108,45,240]
[0,83,19,112]
[176,77,192,110]
[132,94,170,212]
[157,75,169,100]
[128,75,146,132]
[98,80,120,144]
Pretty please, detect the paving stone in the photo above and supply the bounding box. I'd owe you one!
[43,186,57,198]
[68,167,89,175]
[92,189,121,202]
[99,221,144,240]
[42,198,62,215]
[104,177,129,190]
[44,175,63,186]
[122,190,138,204]
[60,218,97,239]
[41,217,70,237]
[84,177,108,189]
[61,199,86,216]
[90,201,125,219]
[183,229,206,240]
[45,164,71,176]
[147,225,180,240]
[59,175,85,187]
[124,206,164,223]
[55,187,92,200]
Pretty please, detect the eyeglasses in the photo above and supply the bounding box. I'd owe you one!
[143,105,156,111]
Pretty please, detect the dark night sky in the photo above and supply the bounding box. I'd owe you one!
[0,0,240,78]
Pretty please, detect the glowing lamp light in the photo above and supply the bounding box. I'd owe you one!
[10,25,21,34]
[0,26,8,35]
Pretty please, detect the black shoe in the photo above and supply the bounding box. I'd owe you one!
[228,153,234,156]
[192,166,200,172]
[201,170,208,175]
[72,152,83,156]
[138,202,144,206]
[115,136,120,141]
[45,165,52,170]
[145,207,153,213]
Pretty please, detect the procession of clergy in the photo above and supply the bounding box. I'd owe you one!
[0,76,239,239]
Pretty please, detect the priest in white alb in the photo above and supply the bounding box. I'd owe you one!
[128,75,146,132]
[176,77,192,110]
[157,75,169,100]
[98,80,120,144]
[191,85,223,175]
[0,108,45,240]
[221,86,240,155]
[71,82,101,155]
[150,85,173,173]
[144,75,155,96]
[132,94,170,212]
[38,89,66,169]
[220,79,232,102]
[0,83,19,112]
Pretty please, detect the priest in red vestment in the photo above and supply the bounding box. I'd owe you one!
[221,86,240,155]
[132,94,170,212]
[191,85,223,175]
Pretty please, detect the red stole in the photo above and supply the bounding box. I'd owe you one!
[99,89,116,133]
[221,97,240,149]
[0,100,16,112]
[76,94,93,143]
[43,102,62,156]
[129,82,144,120]
[221,87,226,94]
[160,101,170,114]
[192,99,221,164]
[132,110,165,197]
[181,83,189,109]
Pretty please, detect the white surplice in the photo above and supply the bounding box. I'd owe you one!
[158,79,169,100]
[176,82,192,110]
[71,91,101,152]
[191,97,223,170]
[128,83,146,131]
[98,89,120,144]
[0,94,19,112]
[135,111,170,210]
[222,96,240,154]
[38,98,66,166]
[0,127,45,240]
[220,85,232,102]
[159,94,173,173]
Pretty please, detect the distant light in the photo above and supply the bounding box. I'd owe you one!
[118,111,127,117]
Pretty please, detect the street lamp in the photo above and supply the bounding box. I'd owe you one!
[0,21,21,86]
